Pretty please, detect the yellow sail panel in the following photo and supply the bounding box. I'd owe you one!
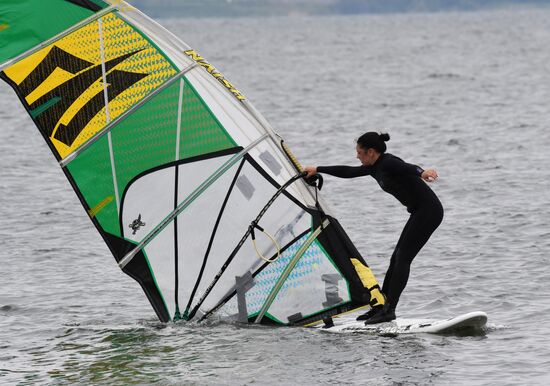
[3,12,177,159]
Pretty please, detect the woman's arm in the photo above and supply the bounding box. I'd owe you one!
[383,156,438,182]
[304,165,372,179]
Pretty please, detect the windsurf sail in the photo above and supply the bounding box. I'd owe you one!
[1,0,385,325]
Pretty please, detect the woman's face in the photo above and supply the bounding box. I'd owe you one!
[356,144,376,166]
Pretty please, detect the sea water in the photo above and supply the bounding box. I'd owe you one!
[1,8,550,385]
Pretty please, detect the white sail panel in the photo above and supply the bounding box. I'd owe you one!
[175,161,243,318]
[121,153,236,243]
[176,154,237,205]
[189,160,311,317]
[124,153,241,320]
[121,167,175,242]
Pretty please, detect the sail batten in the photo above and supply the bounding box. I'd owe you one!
[1,0,385,325]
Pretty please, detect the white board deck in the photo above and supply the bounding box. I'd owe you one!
[313,311,488,335]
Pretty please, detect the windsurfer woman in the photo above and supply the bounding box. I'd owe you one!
[304,132,443,324]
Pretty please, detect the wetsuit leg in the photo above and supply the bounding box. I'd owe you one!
[383,203,443,311]
[381,218,413,297]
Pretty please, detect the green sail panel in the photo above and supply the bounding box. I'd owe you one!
[179,80,236,159]
[68,133,120,235]
[67,78,237,237]
[0,0,108,64]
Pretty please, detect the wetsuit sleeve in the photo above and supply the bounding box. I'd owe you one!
[317,165,372,178]
[383,156,424,176]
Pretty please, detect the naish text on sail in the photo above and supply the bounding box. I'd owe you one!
[184,49,246,101]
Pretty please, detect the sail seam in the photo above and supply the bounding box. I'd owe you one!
[0,5,118,72]
[98,18,111,123]
[108,132,120,213]
[60,63,198,167]
[98,17,121,213]
[175,79,185,161]
[118,133,269,269]
[173,79,185,319]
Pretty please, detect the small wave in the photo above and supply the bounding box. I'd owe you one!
[447,138,460,146]
[0,304,18,313]
[484,323,512,332]
[427,72,467,80]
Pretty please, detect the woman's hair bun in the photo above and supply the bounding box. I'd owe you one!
[357,131,389,153]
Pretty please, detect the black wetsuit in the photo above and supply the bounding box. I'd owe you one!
[317,153,443,311]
